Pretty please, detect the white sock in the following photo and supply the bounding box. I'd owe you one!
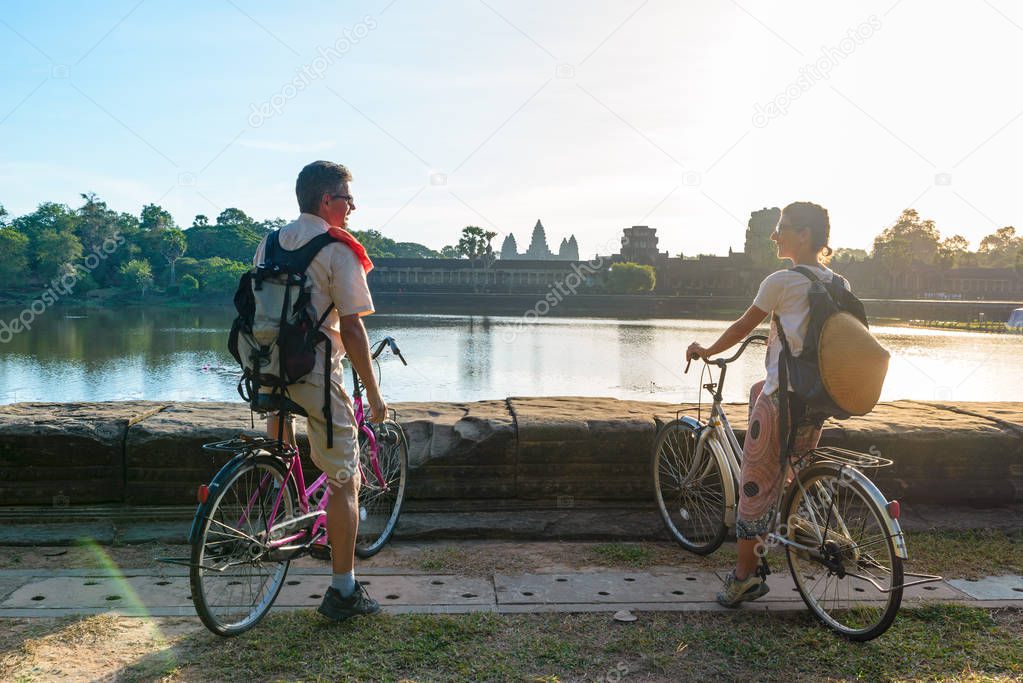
[331,570,356,598]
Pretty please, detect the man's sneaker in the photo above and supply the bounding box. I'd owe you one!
[317,582,380,622]
[716,570,770,607]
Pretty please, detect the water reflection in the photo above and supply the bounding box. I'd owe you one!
[0,307,1020,404]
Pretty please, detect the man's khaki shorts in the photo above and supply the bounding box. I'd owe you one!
[286,379,361,488]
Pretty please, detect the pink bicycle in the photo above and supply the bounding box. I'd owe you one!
[182,336,409,636]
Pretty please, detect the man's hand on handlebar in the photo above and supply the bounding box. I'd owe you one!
[368,389,388,424]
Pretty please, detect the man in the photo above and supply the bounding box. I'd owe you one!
[252,160,386,622]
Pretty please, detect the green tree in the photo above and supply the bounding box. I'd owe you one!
[185,208,262,261]
[11,202,77,245]
[872,209,941,294]
[978,226,1022,267]
[75,193,121,251]
[440,245,459,258]
[159,228,187,285]
[392,241,441,258]
[12,203,80,280]
[178,273,199,299]
[456,226,497,259]
[607,262,656,293]
[0,227,30,287]
[256,217,286,235]
[455,226,497,292]
[195,257,248,293]
[119,258,154,298]
[831,248,869,264]
[35,229,83,281]
[351,229,398,258]
[140,203,175,232]
[937,235,971,270]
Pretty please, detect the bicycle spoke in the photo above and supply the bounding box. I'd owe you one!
[786,467,903,640]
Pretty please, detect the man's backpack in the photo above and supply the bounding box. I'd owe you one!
[228,230,339,445]
[774,266,890,436]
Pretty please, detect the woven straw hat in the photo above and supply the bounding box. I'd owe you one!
[818,311,890,415]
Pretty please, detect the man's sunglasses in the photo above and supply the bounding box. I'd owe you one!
[329,193,354,206]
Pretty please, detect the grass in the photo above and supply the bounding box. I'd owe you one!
[905,529,1023,580]
[2,606,1019,682]
[904,319,1023,335]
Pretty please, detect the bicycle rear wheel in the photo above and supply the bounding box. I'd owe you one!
[652,419,729,554]
[355,420,408,558]
[190,453,295,636]
[783,464,903,641]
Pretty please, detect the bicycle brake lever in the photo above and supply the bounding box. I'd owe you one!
[684,356,693,374]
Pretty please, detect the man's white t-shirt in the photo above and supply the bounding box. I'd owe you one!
[252,213,375,386]
[753,265,847,395]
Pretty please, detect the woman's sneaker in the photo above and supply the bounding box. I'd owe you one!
[317,581,381,622]
[716,570,770,607]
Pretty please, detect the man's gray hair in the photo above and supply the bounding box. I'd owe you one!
[296,161,352,214]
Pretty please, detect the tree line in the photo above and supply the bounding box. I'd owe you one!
[0,196,466,300]
[0,195,1018,302]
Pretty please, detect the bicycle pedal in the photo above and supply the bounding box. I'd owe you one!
[308,542,332,561]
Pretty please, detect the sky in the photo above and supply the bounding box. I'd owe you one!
[2,0,1022,259]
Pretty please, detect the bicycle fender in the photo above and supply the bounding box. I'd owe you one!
[679,415,703,432]
[187,451,252,545]
[705,434,738,528]
[841,466,908,560]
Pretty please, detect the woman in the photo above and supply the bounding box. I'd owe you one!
[686,201,841,607]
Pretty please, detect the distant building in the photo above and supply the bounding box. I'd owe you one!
[368,257,598,294]
[607,225,759,295]
[558,235,580,261]
[620,226,667,265]
[370,214,1023,300]
[500,220,578,261]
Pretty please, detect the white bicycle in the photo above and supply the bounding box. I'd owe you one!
[652,335,940,640]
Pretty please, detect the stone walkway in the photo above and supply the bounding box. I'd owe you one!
[2,566,1021,619]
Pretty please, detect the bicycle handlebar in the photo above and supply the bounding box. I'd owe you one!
[371,336,408,365]
[684,334,768,374]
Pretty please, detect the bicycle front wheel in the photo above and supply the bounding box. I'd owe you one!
[355,419,408,558]
[652,419,729,554]
[783,464,903,641]
[190,453,295,637]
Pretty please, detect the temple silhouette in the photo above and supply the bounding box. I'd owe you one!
[500,220,579,261]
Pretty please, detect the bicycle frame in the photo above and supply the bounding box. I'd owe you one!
[229,338,403,556]
[689,336,909,561]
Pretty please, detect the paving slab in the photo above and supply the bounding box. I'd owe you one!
[948,575,1023,600]
[0,568,1017,619]
[495,571,717,605]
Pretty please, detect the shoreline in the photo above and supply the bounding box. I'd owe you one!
[1,291,1020,324]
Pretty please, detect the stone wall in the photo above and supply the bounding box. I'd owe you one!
[0,399,1020,507]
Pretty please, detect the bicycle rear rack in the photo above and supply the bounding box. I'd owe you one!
[805,446,894,469]
[202,435,286,453]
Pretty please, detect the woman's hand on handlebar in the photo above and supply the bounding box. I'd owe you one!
[685,342,711,372]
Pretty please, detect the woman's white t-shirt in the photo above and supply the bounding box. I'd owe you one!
[753,265,847,395]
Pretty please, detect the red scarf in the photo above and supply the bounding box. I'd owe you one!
[327,227,374,273]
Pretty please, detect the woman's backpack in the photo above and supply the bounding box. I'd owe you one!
[775,266,890,426]
[228,230,339,445]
